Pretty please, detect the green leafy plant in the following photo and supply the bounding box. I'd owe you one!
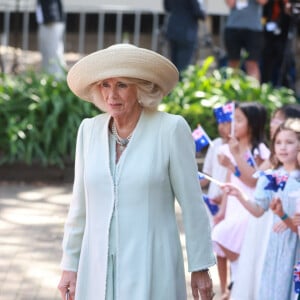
[0,57,298,168]
[160,56,297,138]
[0,71,99,167]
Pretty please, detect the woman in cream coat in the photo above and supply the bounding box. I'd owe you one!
[57,44,215,300]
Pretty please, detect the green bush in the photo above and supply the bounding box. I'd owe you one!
[160,56,297,138]
[0,71,99,167]
[0,57,297,168]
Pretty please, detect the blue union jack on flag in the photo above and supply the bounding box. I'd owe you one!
[192,125,211,152]
[213,102,234,124]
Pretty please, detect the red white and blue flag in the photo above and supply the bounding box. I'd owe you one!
[213,102,235,124]
[294,262,300,293]
[192,125,211,152]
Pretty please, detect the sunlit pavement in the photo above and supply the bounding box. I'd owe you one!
[0,182,221,300]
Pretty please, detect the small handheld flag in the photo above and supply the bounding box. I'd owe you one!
[192,125,212,152]
[213,102,234,124]
[294,262,300,294]
[198,171,206,180]
[203,194,219,216]
[198,171,223,186]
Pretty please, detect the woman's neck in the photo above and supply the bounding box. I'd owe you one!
[112,106,142,138]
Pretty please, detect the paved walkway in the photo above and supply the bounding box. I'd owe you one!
[0,182,221,300]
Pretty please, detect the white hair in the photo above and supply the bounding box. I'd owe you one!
[90,77,164,112]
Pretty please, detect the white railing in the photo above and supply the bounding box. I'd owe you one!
[0,2,164,55]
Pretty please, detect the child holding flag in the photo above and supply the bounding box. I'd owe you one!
[230,104,300,300]
[199,102,232,296]
[221,118,300,300]
[212,101,270,299]
[201,102,233,209]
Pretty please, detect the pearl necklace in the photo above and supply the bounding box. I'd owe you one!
[111,121,132,152]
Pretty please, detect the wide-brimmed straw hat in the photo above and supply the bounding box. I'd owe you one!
[67,43,179,103]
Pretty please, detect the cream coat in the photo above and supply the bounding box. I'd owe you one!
[60,109,215,300]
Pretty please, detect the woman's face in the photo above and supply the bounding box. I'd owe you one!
[233,108,249,139]
[98,77,140,118]
[274,129,300,168]
[270,110,285,138]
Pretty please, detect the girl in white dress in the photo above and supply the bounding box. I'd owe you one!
[211,101,270,299]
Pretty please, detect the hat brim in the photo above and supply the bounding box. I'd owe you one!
[67,43,179,103]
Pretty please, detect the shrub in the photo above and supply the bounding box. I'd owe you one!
[0,57,297,168]
[160,56,297,138]
[0,71,99,167]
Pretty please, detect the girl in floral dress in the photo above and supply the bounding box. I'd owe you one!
[221,118,300,300]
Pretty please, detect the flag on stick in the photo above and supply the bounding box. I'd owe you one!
[198,171,223,186]
[213,102,234,124]
[192,125,212,152]
[203,194,219,216]
[198,171,206,180]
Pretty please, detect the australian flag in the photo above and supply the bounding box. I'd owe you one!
[203,194,219,216]
[294,261,300,293]
[213,102,234,124]
[192,125,211,152]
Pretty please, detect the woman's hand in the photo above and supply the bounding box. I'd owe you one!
[191,270,215,300]
[58,271,77,300]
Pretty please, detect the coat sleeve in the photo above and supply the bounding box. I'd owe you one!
[60,119,87,272]
[169,116,215,272]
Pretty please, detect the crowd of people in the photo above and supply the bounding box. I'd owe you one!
[35,0,297,90]
[56,41,300,300]
[54,2,300,300]
[164,0,296,89]
[200,102,300,300]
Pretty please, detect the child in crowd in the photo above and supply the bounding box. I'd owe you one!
[200,103,231,296]
[212,101,270,300]
[201,105,232,211]
[260,103,300,171]
[231,103,300,299]
[221,118,300,300]
[270,104,300,139]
